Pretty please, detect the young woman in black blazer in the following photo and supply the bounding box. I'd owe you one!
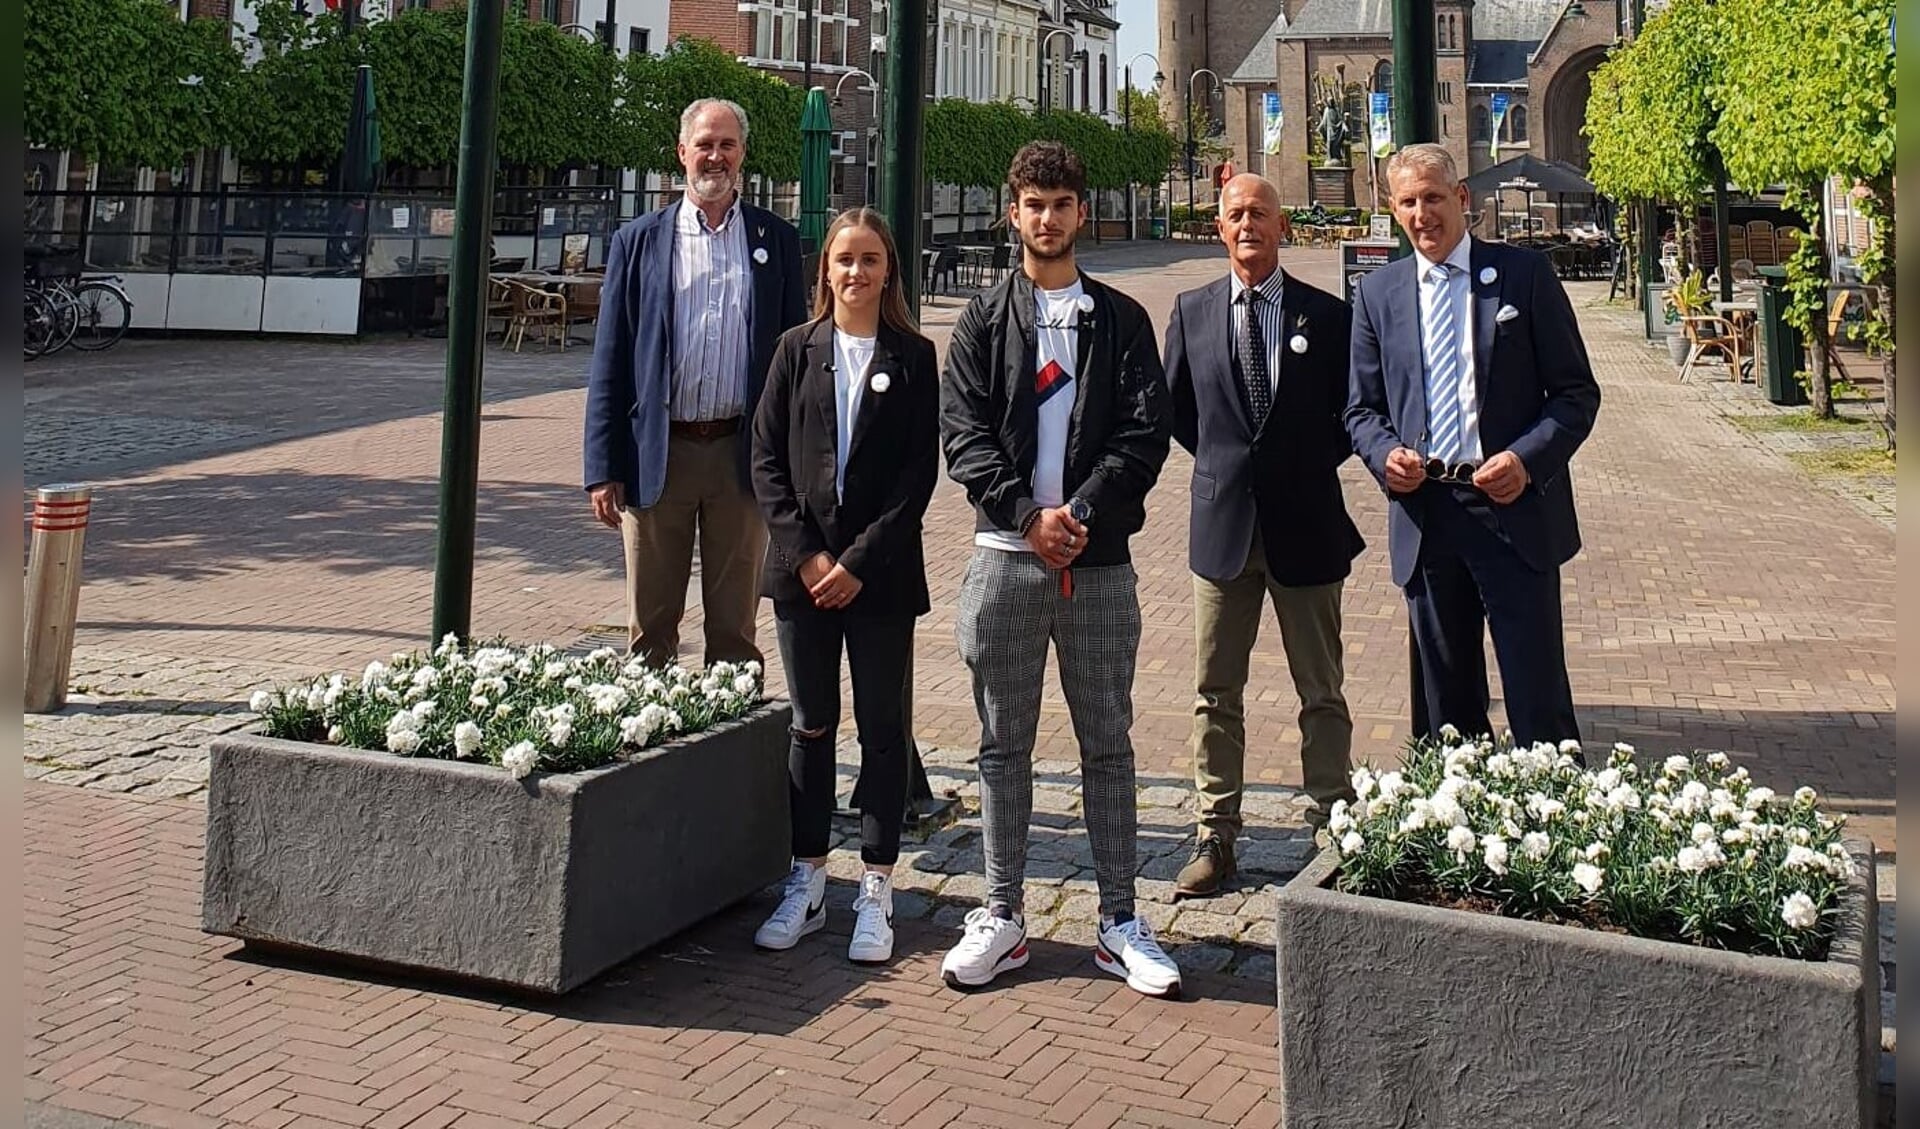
[748,208,939,964]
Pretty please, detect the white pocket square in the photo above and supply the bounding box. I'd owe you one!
[1495,304,1521,324]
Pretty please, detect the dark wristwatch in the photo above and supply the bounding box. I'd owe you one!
[1067,497,1094,525]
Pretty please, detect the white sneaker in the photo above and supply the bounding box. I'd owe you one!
[754,861,827,950]
[1095,915,1182,998]
[940,907,1029,989]
[848,872,895,964]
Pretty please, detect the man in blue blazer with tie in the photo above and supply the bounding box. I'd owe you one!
[1164,174,1364,897]
[584,98,806,668]
[1345,143,1601,749]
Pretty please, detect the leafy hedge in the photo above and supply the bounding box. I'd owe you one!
[27,0,799,178]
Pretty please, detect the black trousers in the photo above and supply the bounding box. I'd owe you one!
[1404,484,1580,749]
[774,600,915,866]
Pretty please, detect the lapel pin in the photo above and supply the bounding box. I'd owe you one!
[1289,334,1309,354]
[1075,294,1096,313]
[1479,266,1498,286]
[752,246,769,265]
[869,372,892,393]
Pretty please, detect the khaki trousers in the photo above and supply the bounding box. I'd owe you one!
[620,432,767,669]
[1191,532,1355,840]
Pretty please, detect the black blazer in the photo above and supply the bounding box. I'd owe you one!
[1165,271,1364,586]
[1345,238,1601,586]
[751,317,940,616]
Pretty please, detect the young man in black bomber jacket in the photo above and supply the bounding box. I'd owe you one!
[937,141,1181,998]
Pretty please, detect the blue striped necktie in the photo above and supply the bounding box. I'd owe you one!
[1424,264,1464,462]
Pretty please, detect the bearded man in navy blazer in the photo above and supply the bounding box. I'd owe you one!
[1346,143,1600,749]
[1164,174,1364,897]
[584,98,806,668]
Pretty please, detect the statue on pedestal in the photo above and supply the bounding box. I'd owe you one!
[1316,97,1351,168]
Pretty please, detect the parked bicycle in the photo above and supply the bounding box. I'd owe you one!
[24,244,132,359]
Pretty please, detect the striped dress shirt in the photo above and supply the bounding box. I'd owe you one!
[1229,266,1287,394]
[669,196,752,423]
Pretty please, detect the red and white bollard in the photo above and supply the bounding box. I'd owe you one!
[24,484,93,713]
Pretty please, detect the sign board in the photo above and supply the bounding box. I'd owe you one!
[561,233,590,274]
[1341,239,1406,306]
[1369,214,1394,240]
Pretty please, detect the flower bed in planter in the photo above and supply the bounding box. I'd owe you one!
[202,639,792,994]
[1274,736,1881,1129]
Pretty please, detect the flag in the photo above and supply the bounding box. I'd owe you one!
[1490,92,1510,159]
[1262,93,1284,155]
[1370,92,1392,158]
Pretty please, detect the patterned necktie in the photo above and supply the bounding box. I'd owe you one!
[1238,288,1272,429]
[1424,264,1464,462]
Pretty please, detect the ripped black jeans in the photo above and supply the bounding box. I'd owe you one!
[773,600,915,866]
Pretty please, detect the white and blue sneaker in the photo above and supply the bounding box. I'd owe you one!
[940,907,1029,989]
[848,872,895,964]
[754,861,827,950]
[1095,914,1182,998]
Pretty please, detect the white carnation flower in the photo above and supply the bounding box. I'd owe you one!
[249,690,274,713]
[1526,794,1566,822]
[1398,800,1433,834]
[1352,768,1377,800]
[1521,831,1552,860]
[1583,842,1609,861]
[1793,786,1818,805]
[1339,830,1365,855]
[1481,835,1510,876]
[563,675,586,692]
[1663,755,1693,777]
[494,703,514,721]
[1429,793,1467,828]
[1721,827,1750,846]
[548,721,573,748]
[1747,787,1777,809]
[502,741,540,779]
[1780,892,1819,930]
[1438,723,1462,742]
[326,725,344,743]
[1783,845,1825,871]
[1572,863,1604,895]
[1691,822,1716,845]
[542,661,569,681]
[1558,739,1583,756]
[453,721,483,758]
[733,674,758,697]
[1446,826,1476,856]
[587,646,621,665]
[469,696,491,711]
[412,699,437,719]
[620,715,656,746]
[411,666,440,693]
[1375,771,1407,803]
[744,660,763,678]
[1705,752,1730,771]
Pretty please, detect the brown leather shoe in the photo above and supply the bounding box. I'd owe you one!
[1175,835,1236,899]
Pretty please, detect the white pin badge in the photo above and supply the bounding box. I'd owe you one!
[1076,294,1096,313]
[1289,334,1309,354]
[1479,266,1498,285]
[752,247,769,265]
[869,372,891,393]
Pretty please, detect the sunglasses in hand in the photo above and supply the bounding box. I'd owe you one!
[1424,457,1483,486]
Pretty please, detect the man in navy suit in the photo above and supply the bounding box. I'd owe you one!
[1345,144,1600,749]
[584,98,806,668]
[1164,174,1364,897]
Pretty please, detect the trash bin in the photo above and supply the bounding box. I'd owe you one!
[1755,266,1808,406]
[1150,217,1166,239]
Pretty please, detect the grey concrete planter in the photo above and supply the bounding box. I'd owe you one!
[1275,840,1880,1129]
[203,701,793,994]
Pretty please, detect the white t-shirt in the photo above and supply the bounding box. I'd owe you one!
[978,281,1084,553]
[833,329,876,500]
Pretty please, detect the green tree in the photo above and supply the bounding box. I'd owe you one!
[228,0,358,166]
[622,38,804,181]
[1713,0,1894,433]
[25,0,243,169]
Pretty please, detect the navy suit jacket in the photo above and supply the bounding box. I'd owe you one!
[1345,238,1601,587]
[1166,271,1364,586]
[583,199,806,506]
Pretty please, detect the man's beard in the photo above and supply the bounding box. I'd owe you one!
[1019,225,1077,261]
[689,167,735,203]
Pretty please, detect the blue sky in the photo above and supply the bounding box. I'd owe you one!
[1115,0,1159,90]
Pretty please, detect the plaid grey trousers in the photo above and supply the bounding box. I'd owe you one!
[955,549,1141,920]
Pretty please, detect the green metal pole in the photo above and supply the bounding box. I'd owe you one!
[430,0,506,645]
[1389,0,1437,257]
[883,0,928,315]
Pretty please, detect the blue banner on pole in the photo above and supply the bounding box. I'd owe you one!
[1369,92,1392,158]
[1490,92,1510,159]
[1263,92,1284,154]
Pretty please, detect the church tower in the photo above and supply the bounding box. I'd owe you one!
[1160,0,1294,163]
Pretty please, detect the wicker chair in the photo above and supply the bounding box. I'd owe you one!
[504,281,566,352]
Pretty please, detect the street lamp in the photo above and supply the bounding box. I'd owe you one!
[1185,66,1221,216]
[1122,53,1161,240]
[1039,28,1075,111]
[833,68,881,207]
